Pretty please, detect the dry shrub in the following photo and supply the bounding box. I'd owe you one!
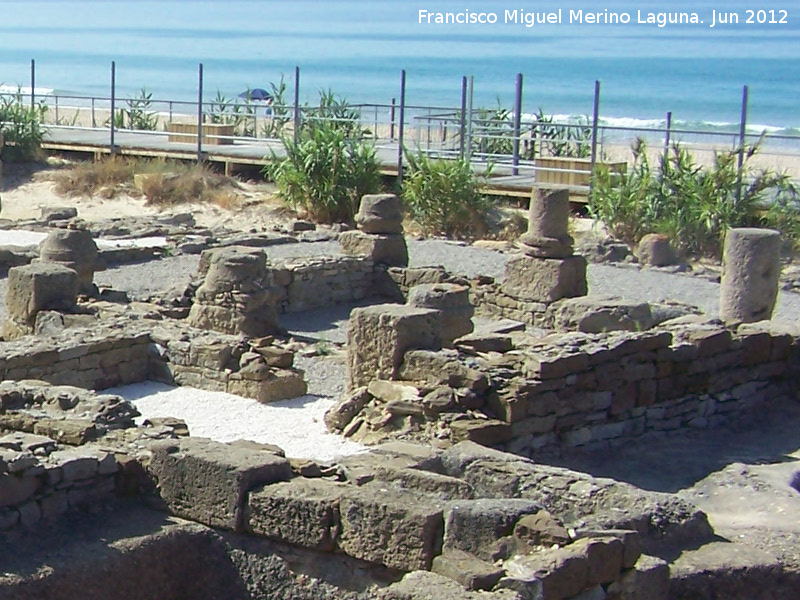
[141,164,235,206]
[52,157,137,198]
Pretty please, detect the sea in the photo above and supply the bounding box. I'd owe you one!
[0,0,798,135]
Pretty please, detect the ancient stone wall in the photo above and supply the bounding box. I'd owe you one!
[0,322,151,389]
[335,311,800,457]
[492,321,798,457]
[270,255,376,313]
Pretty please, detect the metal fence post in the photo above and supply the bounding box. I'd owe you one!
[390,97,396,140]
[30,59,35,110]
[197,63,204,163]
[590,80,601,169]
[110,61,116,155]
[737,85,749,202]
[512,73,523,176]
[465,76,474,162]
[459,76,467,159]
[397,69,406,185]
[664,111,672,155]
[293,66,301,144]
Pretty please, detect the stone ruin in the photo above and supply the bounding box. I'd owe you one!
[37,227,103,295]
[188,245,281,337]
[340,193,409,267]
[0,186,797,599]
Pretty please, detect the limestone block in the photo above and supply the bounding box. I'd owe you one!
[502,254,587,304]
[339,230,409,267]
[636,233,679,267]
[6,262,79,322]
[148,437,291,531]
[550,296,654,333]
[443,498,542,561]
[449,419,513,446]
[504,544,590,600]
[0,471,41,507]
[337,482,443,571]
[377,571,520,600]
[346,304,441,390]
[247,478,344,551]
[432,549,505,591]
[38,229,101,294]
[408,283,474,347]
[607,554,669,600]
[356,193,404,234]
[514,510,571,548]
[719,227,781,324]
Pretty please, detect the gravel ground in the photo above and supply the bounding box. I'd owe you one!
[94,239,800,322]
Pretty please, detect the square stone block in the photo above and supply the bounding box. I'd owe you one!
[148,437,291,531]
[339,230,408,267]
[347,304,441,389]
[337,482,443,571]
[248,478,344,551]
[6,263,78,322]
[502,254,587,303]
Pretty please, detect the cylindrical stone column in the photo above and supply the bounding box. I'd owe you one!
[519,188,573,258]
[719,228,781,324]
[527,188,570,239]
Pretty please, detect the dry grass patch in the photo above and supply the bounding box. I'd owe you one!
[51,157,245,206]
[52,157,138,198]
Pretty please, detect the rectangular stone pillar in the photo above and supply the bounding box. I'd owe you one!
[347,304,441,390]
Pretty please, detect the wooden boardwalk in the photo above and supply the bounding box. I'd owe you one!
[41,128,589,202]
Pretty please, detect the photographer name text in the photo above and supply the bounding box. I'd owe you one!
[417,8,789,28]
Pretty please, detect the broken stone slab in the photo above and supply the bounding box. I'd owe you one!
[449,419,513,446]
[0,432,57,455]
[514,510,571,548]
[337,481,444,571]
[432,549,505,591]
[148,437,291,531]
[339,230,409,267]
[548,296,655,333]
[346,304,441,390]
[32,418,100,446]
[247,477,344,551]
[606,554,669,600]
[443,498,543,561]
[376,571,520,600]
[668,541,787,600]
[367,380,422,404]
[41,206,79,222]
[454,333,514,354]
[504,543,591,600]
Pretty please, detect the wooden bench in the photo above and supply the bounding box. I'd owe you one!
[166,122,235,146]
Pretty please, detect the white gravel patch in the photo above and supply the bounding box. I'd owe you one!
[109,381,366,462]
[0,230,47,246]
[95,236,168,249]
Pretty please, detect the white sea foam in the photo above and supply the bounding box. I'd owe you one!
[0,84,54,97]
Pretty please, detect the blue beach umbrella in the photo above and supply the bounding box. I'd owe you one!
[238,88,272,101]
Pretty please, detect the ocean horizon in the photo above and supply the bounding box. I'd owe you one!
[0,0,798,133]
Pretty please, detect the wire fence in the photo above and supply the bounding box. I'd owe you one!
[2,61,799,185]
